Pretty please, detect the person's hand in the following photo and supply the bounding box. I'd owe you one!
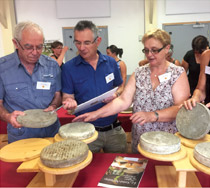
[9,110,25,128]
[206,102,210,108]
[43,105,56,112]
[130,111,154,125]
[183,98,198,110]
[62,46,69,53]
[72,112,98,122]
[62,98,77,111]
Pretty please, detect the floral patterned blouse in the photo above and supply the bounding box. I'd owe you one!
[132,63,184,153]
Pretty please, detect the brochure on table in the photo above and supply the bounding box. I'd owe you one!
[98,156,148,188]
[73,87,118,114]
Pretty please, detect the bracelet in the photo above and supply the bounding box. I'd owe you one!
[154,111,159,122]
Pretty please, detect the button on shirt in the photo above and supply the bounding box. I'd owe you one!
[0,51,61,112]
[61,51,123,127]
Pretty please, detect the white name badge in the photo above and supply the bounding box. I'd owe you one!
[105,73,114,84]
[158,72,171,83]
[205,66,210,75]
[36,81,51,90]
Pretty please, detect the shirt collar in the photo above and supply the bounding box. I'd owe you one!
[75,50,107,66]
[15,50,43,67]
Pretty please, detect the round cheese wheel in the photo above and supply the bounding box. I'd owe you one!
[139,131,181,154]
[59,122,95,140]
[176,103,210,139]
[194,142,210,168]
[40,139,89,168]
[17,109,57,128]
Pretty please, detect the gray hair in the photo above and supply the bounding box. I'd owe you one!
[74,20,99,38]
[14,21,44,41]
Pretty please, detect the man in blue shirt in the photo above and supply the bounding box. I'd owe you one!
[62,20,127,153]
[0,21,61,143]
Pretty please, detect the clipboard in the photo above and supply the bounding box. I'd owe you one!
[73,87,118,114]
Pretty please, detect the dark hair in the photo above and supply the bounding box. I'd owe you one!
[192,35,209,54]
[74,20,99,38]
[51,41,63,49]
[107,45,123,58]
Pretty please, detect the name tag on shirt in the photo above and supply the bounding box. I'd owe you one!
[158,72,171,83]
[205,66,210,75]
[105,73,114,84]
[36,81,51,90]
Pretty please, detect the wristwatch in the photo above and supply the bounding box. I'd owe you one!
[154,111,159,122]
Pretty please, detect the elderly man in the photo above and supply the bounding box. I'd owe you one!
[0,21,61,143]
[184,49,210,109]
[62,20,127,153]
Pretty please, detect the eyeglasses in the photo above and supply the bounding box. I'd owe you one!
[15,39,43,52]
[73,36,98,47]
[55,47,63,49]
[142,45,166,55]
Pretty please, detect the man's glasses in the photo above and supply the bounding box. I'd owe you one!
[73,36,98,47]
[142,45,166,55]
[15,39,43,52]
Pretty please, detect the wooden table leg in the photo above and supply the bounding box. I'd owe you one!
[44,172,56,186]
[177,171,187,187]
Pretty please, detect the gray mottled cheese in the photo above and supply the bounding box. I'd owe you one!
[17,109,57,128]
[140,131,181,154]
[59,122,95,140]
[176,103,210,139]
[194,142,210,167]
[40,139,89,168]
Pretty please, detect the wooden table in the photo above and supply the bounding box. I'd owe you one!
[0,153,209,187]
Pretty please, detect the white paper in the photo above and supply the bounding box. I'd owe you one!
[205,66,210,75]
[73,87,118,114]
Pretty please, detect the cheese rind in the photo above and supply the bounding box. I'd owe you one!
[40,139,89,168]
[176,103,210,139]
[59,122,95,140]
[194,142,210,168]
[139,131,181,154]
[17,109,57,128]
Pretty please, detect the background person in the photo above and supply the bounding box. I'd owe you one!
[73,29,190,153]
[106,45,127,91]
[181,35,209,95]
[50,40,69,68]
[0,21,61,143]
[184,49,210,109]
[61,20,127,153]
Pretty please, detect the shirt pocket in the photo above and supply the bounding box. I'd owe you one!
[5,83,29,104]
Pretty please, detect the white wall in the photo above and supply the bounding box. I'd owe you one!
[157,0,210,28]
[14,0,210,75]
[15,0,145,75]
[0,27,4,56]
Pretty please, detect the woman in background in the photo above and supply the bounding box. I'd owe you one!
[107,45,127,91]
[182,35,209,95]
[50,41,69,68]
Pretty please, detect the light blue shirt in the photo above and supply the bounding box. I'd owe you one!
[0,51,61,142]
